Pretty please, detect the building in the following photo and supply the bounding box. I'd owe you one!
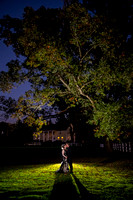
[33,126,72,143]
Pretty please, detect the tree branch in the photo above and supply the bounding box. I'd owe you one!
[80,46,94,65]
[73,28,82,59]
[43,106,71,119]
[81,80,94,89]
[58,75,71,91]
[59,74,96,110]
[72,75,96,110]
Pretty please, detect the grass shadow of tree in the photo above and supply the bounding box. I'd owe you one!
[72,174,99,200]
[0,190,51,200]
[50,173,99,200]
[50,173,80,200]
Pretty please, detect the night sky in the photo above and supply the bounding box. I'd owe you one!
[0,0,63,99]
[0,0,64,122]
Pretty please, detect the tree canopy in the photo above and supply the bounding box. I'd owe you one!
[0,1,132,141]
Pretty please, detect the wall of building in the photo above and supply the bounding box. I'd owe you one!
[33,127,71,143]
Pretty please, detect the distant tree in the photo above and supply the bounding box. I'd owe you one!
[10,120,34,146]
[0,120,34,146]
[0,2,132,142]
[0,96,16,121]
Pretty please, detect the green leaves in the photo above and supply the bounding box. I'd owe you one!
[0,3,132,141]
[92,102,122,140]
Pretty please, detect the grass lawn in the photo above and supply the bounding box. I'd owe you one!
[0,157,133,200]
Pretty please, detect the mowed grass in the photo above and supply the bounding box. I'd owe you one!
[73,157,133,200]
[0,157,133,200]
[0,163,57,200]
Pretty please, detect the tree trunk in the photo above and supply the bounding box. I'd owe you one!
[105,137,113,153]
[69,123,74,143]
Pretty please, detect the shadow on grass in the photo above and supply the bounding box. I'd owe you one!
[50,173,98,200]
[0,191,50,200]
[50,173,79,200]
[0,173,98,200]
[72,174,99,200]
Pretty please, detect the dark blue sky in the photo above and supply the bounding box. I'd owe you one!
[0,0,63,100]
[0,0,63,18]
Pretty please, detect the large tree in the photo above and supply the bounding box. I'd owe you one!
[0,2,132,141]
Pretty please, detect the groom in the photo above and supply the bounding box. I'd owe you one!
[65,143,73,173]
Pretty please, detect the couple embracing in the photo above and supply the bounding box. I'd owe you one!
[56,143,73,173]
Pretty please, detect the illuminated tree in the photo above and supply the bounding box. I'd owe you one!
[0,2,132,141]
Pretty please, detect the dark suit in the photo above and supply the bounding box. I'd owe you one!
[66,146,73,173]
